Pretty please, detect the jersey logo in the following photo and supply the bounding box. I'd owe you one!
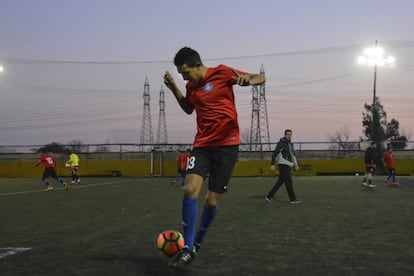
[203,82,213,92]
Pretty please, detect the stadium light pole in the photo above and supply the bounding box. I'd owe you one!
[357,40,395,107]
[357,40,395,157]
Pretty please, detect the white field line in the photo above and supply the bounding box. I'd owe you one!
[0,179,134,197]
[0,247,32,259]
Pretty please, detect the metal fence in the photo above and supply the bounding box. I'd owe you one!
[1,141,413,154]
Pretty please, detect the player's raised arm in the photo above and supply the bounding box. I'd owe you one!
[232,69,266,86]
[164,71,194,114]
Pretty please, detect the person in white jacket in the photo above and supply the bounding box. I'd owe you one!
[265,129,301,204]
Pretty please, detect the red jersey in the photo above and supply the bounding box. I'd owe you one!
[383,152,394,169]
[38,153,57,168]
[185,64,245,147]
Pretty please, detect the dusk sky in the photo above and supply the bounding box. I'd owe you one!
[1,0,413,146]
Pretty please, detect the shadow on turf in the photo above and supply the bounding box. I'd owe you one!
[89,254,193,275]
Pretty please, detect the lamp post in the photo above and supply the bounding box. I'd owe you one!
[357,40,395,165]
[357,40,395,107]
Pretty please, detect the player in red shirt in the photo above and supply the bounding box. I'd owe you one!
[34,148,68,191]
[179,148,191,189]
[382,147,399,185]
[172,149,190,188]
[172,149,184,187]
[164,47,266,268]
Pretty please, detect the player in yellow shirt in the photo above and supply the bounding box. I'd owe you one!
[66,150,80,184]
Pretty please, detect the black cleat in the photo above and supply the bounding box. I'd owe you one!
[168,248,195,268]
[193,242,200,254]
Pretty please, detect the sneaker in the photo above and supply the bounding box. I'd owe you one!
[76,179,81,184]
[264,197,272,204]
[392,181,399,185]
[63,183,69,190]
[385,179,390,184]
[70,181,75,185]
[368,184,376,188]
[290,199,301,204]
[46,186,54,191]
[362,182,368,187]
[168,248,195,268]
[193,242,200,254]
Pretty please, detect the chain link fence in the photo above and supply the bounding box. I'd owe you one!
[1,141,413,158]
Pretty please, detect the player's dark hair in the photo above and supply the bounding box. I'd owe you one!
[284,129,292,135]
[174,47,202,67]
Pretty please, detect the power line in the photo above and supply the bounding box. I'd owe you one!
[3,71,366,94]
[3,41,414,65]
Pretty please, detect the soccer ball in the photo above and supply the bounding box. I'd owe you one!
[65,162,71,168]
[156,230,185,257]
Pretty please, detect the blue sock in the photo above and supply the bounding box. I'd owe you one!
[42,179,50,186]
[55,178,64,185]
[182,198,198,250]
[368,179,372,184]
[181,178,185,188]
[194,206,218,245]
[363,177,367,183]
[392,173,396,182]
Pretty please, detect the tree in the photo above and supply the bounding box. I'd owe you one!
[362,97,408,174]
[361,97,407,149]
[361,98,386,143]
[385,119,409,149]
[67,139,87,153]
[42,142,66,153]
[94,144,110,153]
[328,126,358,151]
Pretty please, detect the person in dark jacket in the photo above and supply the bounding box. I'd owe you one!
[362,142,377,188]
[265,129,301,204]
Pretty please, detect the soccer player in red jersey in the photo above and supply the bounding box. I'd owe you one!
[383,147,399,185]
[164,47,266,268]
[172,149,191,189]
[172,149,185,187]
[179,148,191,189]
[34,148,68,191]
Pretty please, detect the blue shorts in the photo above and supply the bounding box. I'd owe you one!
[186,145,238,194]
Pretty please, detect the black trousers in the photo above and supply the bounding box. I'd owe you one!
[71,167,79,181]
[266,165,296,201]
